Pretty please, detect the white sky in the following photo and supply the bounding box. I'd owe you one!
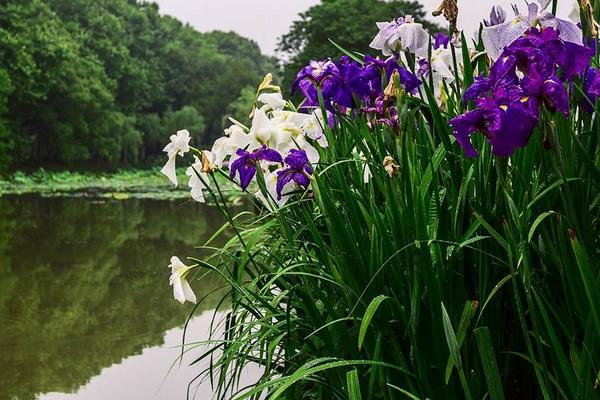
[151,0,578,55]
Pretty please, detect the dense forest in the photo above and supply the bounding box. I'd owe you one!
[0,0,433,171]
[0,0,275,170]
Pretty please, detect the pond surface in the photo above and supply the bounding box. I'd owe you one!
[0,195,257,399]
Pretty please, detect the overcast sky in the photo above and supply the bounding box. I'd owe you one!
[152,0,578,55]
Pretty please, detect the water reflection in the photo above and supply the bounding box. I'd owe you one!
[39,311,262,400]
[0,195,235,399]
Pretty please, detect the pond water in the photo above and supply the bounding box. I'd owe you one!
[0,195,258,400]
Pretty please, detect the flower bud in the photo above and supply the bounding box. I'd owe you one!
[200,150,216,173]
[383,155,400,177]
[384,70,405,102]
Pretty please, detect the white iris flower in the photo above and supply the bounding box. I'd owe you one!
[161,129,191,186]
[370,15,429,58]
[185,155,209,203]
[168,256,197,304]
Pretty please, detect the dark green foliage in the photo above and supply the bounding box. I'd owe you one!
[0,69,13,171]
[225,86,258,127]
[278,0,439,91]
[162,106,206,146]
[0,0,275,170]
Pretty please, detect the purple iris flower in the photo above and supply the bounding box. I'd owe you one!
[275,149,313,200]
[484,5,507,27]
[378,106,400,129]
[332,57,357,106]
[292,60,338,108]
[417,59,430,77]
[324,56,362,107]
[348,56,385,100]
[292,60,336,89]
[450,85,539,157]
[452,26,593,157]
[540,78,570,116]
[396,66,422,94]
[582,67,600,111]
[506,28,592,81]
[557,41,595,80]
[434,32,450,49]
[363,95,401,130]
[230,146,283,190]
[521,75,570,116]
[585,68,600,97]
[463,76,492,104]
[296,80,320,109]
[354,57,419,130]
[293,53,422,113]
[488,54,519,87]
[292,57,359,109]
[449,109,486,157]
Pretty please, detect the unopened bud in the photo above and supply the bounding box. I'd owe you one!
[433,0,459,35]
[383,155,400,177]
[200,150,216,173]
[578,0,599,38]
[384,70,405,102]
[257,73,281,93]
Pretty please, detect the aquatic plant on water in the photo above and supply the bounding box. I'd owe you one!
[160,0,600,398]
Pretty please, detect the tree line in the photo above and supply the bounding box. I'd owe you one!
[0,0,275,170]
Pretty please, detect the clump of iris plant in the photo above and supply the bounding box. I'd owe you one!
[290,13,434,120]
[158,4,600,400]
[291,53,422,130]
[160,74,326,215]
[158,1,598,303]
[292,15,466,124]
[450,26,593,157]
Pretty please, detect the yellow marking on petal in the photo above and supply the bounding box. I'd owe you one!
[521,96,529,103]
[499,105,508,111]
[283,127,301,135]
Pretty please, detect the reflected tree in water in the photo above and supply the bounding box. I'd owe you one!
[0,196,229,399]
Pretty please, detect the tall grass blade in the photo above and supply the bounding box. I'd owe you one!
[474,327,505,400]
[358,295,388,351]
[347,369,362,400]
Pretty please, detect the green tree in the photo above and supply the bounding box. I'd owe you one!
[0,0,116,164]
[0,69,13,170]
[0,0,275,169]
[225,86,258,128]
[162,106,206,146]
[277,0,439,90]
[137,113,163,160]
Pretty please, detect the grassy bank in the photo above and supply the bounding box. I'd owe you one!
[0,168,237,201]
